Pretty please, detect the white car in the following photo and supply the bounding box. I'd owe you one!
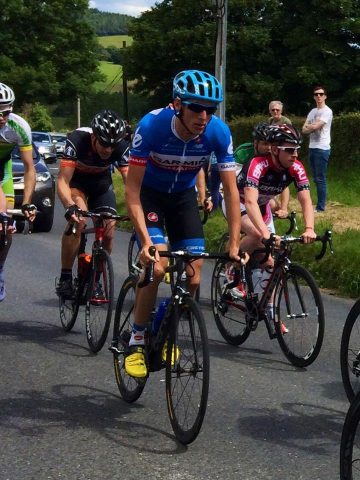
[32,131,57,164]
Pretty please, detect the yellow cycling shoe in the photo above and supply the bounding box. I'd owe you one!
[162,341,180,365]
[125,346,148,378]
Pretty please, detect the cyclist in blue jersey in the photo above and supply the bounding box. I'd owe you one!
[124,69,241,378]
[0,83,36,302]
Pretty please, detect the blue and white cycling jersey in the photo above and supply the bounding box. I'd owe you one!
[129,107,236,193]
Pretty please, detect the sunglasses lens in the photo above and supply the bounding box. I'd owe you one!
[184,102,217,114]
[0,110,11,117]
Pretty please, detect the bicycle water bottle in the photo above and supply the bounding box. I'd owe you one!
[152,298,170,334]
[78,253,92,277]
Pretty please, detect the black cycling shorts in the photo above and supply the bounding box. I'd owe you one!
[140,185,205,252]
[71,177,117,215]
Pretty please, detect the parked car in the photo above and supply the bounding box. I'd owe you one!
[32,131,57,164]
[49,132,67,157]
[11,143,55,232]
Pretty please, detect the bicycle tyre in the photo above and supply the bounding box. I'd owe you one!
[210,258,251,345]
[340,391,360,479]
[59,259,84,332]
[112,275,146,402]
[165,295,209,444]
[274,263,324,367]
[85,249,114,353]
[340,299,360,402]
[127,230,140,275]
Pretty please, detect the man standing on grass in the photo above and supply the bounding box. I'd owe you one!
[302,85,333,213]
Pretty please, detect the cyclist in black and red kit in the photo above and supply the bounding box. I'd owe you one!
[56,109,129,299]
[236,124,316,331]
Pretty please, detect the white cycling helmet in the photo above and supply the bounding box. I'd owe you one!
[0,83,15,108]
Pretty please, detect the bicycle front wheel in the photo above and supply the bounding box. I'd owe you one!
[59,260,84,332]
[340,392,360,480]
[210,259,251,345]
[340,299,360,402]
[274,264,324,367]
[85,249,114,353]
[112,275,146,402]
[127,230,140,275]
[165,295,209,444]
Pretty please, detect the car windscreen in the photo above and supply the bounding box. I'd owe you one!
[33,133,50,143]
[52,135,67,142]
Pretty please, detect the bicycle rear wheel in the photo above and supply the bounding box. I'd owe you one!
[112,275,146,402]
[340,299,360,402]
[340,392,360,479]
[85,249,114,353]
[165,295,209,444]
[210,259,251,345]
[274,264,324,367]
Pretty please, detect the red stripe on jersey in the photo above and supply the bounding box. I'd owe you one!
[129,155,147,167]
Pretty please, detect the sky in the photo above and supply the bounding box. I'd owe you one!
[89,0,158,17]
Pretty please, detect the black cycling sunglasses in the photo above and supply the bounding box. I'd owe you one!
[97,138,116,149]
[182,102,217,115]
[0,109,12,118]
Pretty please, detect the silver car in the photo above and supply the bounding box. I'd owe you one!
[49,132,67,157]
[32,131,57,164]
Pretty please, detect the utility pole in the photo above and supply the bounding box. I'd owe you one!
[122,40,129,120]
[77,96,81,128]
[214,0,228,121]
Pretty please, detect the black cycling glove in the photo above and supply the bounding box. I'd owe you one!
[21,203,37,214]
[64,204,81,221]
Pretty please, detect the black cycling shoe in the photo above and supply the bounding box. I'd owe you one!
[56,278,73,300]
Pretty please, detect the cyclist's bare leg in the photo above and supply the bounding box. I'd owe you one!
[186,258,203,297]
[102,219,116,254]
[60,188,87,269]
[133,244,168,328]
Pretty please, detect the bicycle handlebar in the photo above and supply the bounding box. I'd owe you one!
[137,246,247,288]
[4,208,33,235]
[253,229,333,264]
[273,210,298,235]
[65,210,130,236]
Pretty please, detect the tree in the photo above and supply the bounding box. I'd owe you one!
[122,0,360,116]
[21,103,54,131]
[0,0,103,107]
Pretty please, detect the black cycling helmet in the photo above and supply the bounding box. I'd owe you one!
[91,109,126,146]
[266,124,302,145]
[253,122,270,141]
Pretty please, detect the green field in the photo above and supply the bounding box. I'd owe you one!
[94,61,123,93]
[98,35,133,48]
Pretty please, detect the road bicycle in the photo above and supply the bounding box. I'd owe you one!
[340,298,360,402]
[58,210,130,353]
[340,390,360,479]
[216,210,298,253]
[211,230,333,367]
[109,246,234,444]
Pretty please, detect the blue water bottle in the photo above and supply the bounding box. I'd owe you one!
[152,298,170,334]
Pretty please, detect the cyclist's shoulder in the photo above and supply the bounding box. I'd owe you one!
[138,107,172,129]
[5,113,32,145]
[206,115,231,139]
[64,128,91,158]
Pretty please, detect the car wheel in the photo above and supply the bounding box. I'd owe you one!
[33,211,54,232]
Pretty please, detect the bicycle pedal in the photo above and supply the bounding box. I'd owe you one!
[109,345,122,355]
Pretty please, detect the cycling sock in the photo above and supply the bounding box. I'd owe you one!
[60,269,72,282]
[129,323,146,347]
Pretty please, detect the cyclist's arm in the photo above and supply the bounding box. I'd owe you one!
[196,168,206,205]
[20,147,36,206]
[244,186,270,240]
[57,164,76,208]
[220,170,241,259]
[125,162,156,261]
[274,187,290,218]
[297,189,316,243]
[0,187,6,212]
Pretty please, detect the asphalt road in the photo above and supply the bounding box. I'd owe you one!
[0,169,354,480]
